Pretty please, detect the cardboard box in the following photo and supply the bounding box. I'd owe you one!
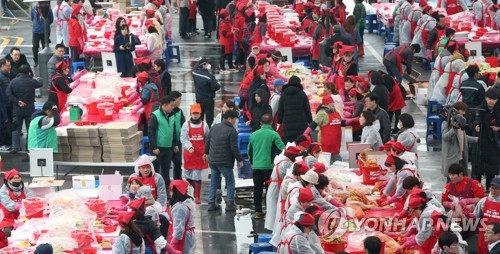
[347,142,372,168]
[72,175,96,189]
[365,151,389,170]
[98,173,123,200]
[28,177,65,197]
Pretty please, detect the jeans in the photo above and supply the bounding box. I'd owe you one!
[172,148,182,180]
[384,59,403,85]
[1,0,14,18]
[208,165,235,204]
[253,169,272,212]
[197,98,215,127]
[154,147,173,187]
[12,113,31,150]
[32,33,46,64]
[179,7,189,36]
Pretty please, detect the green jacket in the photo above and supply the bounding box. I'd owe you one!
[28,115,58,152]
[248,125,285,170]
[151,109,175,148]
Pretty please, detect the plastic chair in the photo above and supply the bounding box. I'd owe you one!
[72,62,86,74]
[163,48,170,71]
[238,124,252,133]
[140,136,151,155]
[238,132,251,154]
[365,14,377,33]
[426,115,443,146]
[233,96,241,106]
[257,234,272,243]
[427,100,443,117]
[383,43,398,57]
[248,242,273,254]
[166,40,181,63]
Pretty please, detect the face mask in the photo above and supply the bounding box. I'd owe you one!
[206,64,211,70]
[397,122,403,129]
[11,182,21,187]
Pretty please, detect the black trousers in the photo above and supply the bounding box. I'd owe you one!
[253,169,272,212]
[188,18,196,34]
[235,43,245,66]
[197,98,215,127]
[32,33,45,64]
[201,11,213,35]
[220,46,234,70]
[70,46,79,64]
[173,149,182,180]
[179,7,189,36]
[389,109,402,133]
[154,147,173,187]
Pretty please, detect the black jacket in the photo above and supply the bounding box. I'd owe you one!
[277,83,312,142]
[248,88,272,132]
[460,78,486,108]
[6,73,43,115]
[247,77,269,110]
[192,62,221,101]
[160,70,172,96]
[5,54,30,80]
[371,84,389,112]
[205,121,243,167]
[370,106,391,143]
[0,70,10,106]
[324,33,352,57]
[478,99,500,175]
[134,216,162,247]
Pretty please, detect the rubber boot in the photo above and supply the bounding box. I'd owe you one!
[194,181,202,204]
[358,44,365,57]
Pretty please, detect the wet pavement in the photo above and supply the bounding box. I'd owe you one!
[0,10,447,253]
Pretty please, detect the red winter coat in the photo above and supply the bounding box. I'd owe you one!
[234,12,246,43]
[332,4,347,26]
[68,18,83,54]
[189,0,197,19]
[219,19,235,54]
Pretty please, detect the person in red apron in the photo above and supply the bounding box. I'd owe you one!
[112,211,146,253]
[0,169,34,237]
[332,0,347,26]
[409,0,427,38]
[276,212,321,253]
[127,155,168,208]
[397,189,446,253]
[473,0,491,27]
[311,12,326,70]
[67,4,84,63]
[425,14,447,61]
[332,45,357,92]
[383,44,421,85]
[398,177,443,219]
[461,177,500,254]
[381,72,406,133]
[180,104,209,204]
[167,180,196,254]
[47,60,73,112]
[440,0,468,15]
[265,146,301,231]
[300,3,316,33]
[377,154,419,210]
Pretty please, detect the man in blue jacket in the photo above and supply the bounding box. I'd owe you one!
[192,57,221,127]
[31,1,54,68]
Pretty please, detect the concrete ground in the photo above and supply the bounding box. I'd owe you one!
[0,9,447,253]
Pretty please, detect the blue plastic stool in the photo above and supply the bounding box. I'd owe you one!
[427,100,443,117]
[166,40,181,63]
[233,96,241,106]
[248,242,273,254]
[257,234,272,243]
[293,59,311,68]
[238,132,251,154]
[238,124,252,133]
[35,104,43,111]
[239,115,244,124]
[63,54,70,61]
[72,61,86,74]
[383,43,398,57]
[426,115,443,139]
[163,48,170,71]
[365,14,377,33]
[140,136,151,155]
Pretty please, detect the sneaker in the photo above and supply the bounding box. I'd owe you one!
[254,212,265,219]
[225,203,237,212]
[220,70,230,75]
[208,202,220,211]
[0,145,10,151]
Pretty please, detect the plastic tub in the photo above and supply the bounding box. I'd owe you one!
[97,102,114,120]
[321,241,347,252]
[1,247,27,254]
[86,100,99,115]
[361,165,383,185]
[486,57,499,68]
[22,197,45,218]
[71,229,94,251]
[85,198,108,218]
[114,101,124,112]
[82,248,98,254]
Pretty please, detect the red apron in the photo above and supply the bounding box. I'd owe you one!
[333,5,347,26]
[445,62,459,95]
[434,56,446,77]
[280,176,295,213]
[267,159,287,188]
[277,234,301,253]
[333,60,355,92]
[312,26,326,60]
[320,111,342,154]
[142,85,159,124]
[387,75,406,111]
[395,168,419,209]
[0,188,26,229]
[307,22,317,37]
[478,198,500,254]
[168,203,195,252]
[431,28,447,55]
[141,175,158,201]
[446,0,463,15]
[420,20,432,51]
[49,74,69,112]
[129,239,143,254]
[384,45,409,74]
[301,18,313,33]
[409,10,422,38]
[183,122,208,170]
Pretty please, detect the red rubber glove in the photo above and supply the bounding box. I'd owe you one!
[403,227,417,237]
[461,204,476,219]
[329,197,345,207]
[120,195,129,206]
[376,196,387,206]
[426,49,432,61]
[303,127,313,136]
[443,201,456,210]
[164,243,181,254]
[397,238,417,252]
[395,209,408,219]
[170,238,181,251]
[459,198,476,207]
[380,196,399,207]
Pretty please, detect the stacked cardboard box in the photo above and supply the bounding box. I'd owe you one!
[54,135,71,161]
[67,125,103,162]
[99,122,142,162]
